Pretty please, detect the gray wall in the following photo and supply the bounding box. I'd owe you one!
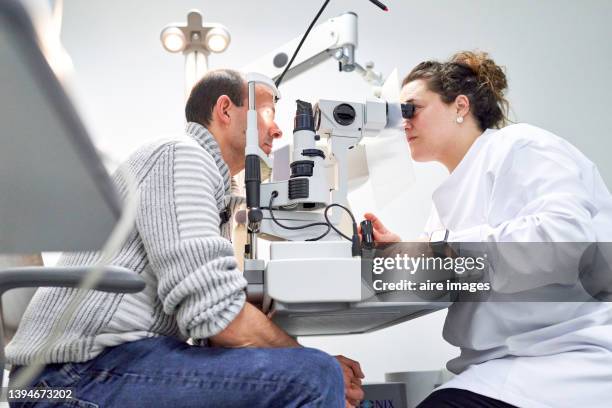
[57,0,612,381]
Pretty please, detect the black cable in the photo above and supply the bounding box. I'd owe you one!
[368,0,388,12]
[307,225,333,241]
[325,203,362,256]
[267,192,361,249]
[275,0,331,88]
[268,192,331,241]
[323,203,355,241]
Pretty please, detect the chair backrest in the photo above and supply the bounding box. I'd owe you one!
[0,0,145,390]
[0,0,122,253]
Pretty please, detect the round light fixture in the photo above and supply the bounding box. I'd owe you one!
[205,27,230,53]
[160,27,186,53]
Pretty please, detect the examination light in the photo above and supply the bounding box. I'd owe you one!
[160,26,186,53]
[205,27,231,53]
[160,10,231,97]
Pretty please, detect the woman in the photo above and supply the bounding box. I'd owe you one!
[366,51,612,407]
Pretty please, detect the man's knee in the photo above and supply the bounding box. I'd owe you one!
[290,348,344,395]
[299,348,343,378]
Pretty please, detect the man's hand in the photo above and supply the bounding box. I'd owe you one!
[362,213,401,243]
[335,355,365,407]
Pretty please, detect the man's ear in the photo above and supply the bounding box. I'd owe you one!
[214,95,233,126]
[455,94,470,117]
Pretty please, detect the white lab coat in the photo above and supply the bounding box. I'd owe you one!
[424,124,612,407]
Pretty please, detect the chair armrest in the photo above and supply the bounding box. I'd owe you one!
[0,266,145,295]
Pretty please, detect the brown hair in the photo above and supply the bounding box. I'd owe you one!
[185,69,245,127]
[402,51,509,130]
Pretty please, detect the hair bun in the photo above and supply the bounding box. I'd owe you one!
[451,51,508,96]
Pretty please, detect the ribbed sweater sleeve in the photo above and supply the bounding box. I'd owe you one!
[136,140,247,340]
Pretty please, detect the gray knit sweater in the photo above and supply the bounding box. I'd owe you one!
[6,123,247,365]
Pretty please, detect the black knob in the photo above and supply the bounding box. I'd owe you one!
[360,220,374,249]
[333,103,356,126]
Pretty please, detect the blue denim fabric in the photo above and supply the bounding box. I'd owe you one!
[10,336,345,408]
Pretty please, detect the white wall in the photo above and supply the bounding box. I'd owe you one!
[57,0,612,381]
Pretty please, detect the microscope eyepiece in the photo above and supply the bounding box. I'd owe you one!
[294,100,315,132]
[401,103,415,119]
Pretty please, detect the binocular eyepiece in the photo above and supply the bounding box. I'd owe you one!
[401,103,415,119]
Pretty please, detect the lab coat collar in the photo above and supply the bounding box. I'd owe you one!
[450,128,496,178]
[432,128,497,219]
[185,122,232,195]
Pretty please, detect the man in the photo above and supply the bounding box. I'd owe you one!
[7,69,364,407]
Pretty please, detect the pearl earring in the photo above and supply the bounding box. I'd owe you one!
[456,116,464,124]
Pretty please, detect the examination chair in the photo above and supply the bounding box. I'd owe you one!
[0,0,146,391]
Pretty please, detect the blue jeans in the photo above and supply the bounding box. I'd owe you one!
[10,336,345,408]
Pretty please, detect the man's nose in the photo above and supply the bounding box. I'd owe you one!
[402,118,412,130]
[270,123,283,139]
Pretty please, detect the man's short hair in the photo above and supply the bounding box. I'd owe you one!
[185,69,245,127]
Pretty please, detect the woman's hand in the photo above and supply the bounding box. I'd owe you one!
[362,213,401,243]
